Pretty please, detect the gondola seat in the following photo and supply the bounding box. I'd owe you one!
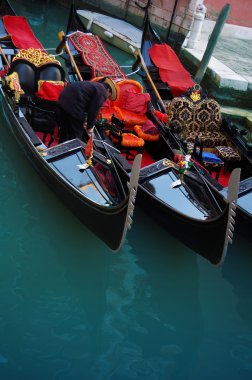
[215,145,241,173]
[25,80,65,146]
[168,92,227,147]
[9,60,65,94]
[5,49,65,146]
[94,78,151,128]
[168,86,241,174]
[8,48,65,97]
[6,50,66,146]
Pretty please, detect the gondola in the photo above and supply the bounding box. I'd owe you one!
[56,1,242,266]
[136,5,252,239]
[0,0,142,252]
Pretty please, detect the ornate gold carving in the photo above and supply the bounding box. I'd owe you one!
[190,90,201,102]
[12,48,61,67]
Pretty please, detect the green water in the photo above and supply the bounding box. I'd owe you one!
[0,1,252,379]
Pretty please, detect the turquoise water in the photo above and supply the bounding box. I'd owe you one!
[0,1,252,379]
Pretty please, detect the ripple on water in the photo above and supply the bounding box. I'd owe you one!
[0,354,8,364]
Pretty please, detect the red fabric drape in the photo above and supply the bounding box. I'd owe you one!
[3,16,44,49]
[149,43,194,97]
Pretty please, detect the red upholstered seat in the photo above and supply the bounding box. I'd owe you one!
[93,78,151,127]
[148,43,194,97]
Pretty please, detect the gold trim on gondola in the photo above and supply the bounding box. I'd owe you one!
[12,48,61,67]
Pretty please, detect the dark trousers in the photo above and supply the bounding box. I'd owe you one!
[56,105,85,143]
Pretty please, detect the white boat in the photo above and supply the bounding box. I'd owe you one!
[77,9,142,55]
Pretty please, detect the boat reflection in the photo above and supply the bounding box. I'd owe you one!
[50,210,203,379]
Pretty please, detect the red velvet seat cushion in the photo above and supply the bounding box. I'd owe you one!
[35,80,65,101]
[120,90,150,115]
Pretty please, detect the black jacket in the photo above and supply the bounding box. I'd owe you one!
[58,81,108,129]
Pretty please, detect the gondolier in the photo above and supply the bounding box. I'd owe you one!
[57,77,117,142]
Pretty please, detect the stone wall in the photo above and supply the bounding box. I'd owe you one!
[204,0,252,28]
[58,0,200,49]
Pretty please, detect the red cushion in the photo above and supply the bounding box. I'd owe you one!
[119,90,151,115]
[100,106,148,127]
[118,108,148,127]
[35,81,64,101]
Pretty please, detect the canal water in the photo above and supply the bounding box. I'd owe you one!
[0,1,252,379]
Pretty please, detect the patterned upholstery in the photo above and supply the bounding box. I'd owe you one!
[168,91,223,147]
[215,145,241,173]
[215,146,241,161]
[167,86,241,173]
[182,130,227,148]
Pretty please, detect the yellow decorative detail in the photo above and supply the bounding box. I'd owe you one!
[85,157,93,167]
[5,71,24,103]
[163,158,174,167]
[12,48,61,67]
[190,91,201,102]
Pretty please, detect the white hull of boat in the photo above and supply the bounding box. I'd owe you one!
[77,9,142,55]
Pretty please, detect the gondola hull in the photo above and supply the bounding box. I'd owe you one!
[107,148,239,265]
[138,185,231,265]
[0,89,140,252]
[138,10,252,238]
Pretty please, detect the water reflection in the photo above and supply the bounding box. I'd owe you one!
[42,211,203,380]
[223,235,252,329]
[221,235,252,378]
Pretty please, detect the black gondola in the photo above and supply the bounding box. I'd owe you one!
[56,1,242,266]
[0,0,142,251]
[137,6,252,239]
